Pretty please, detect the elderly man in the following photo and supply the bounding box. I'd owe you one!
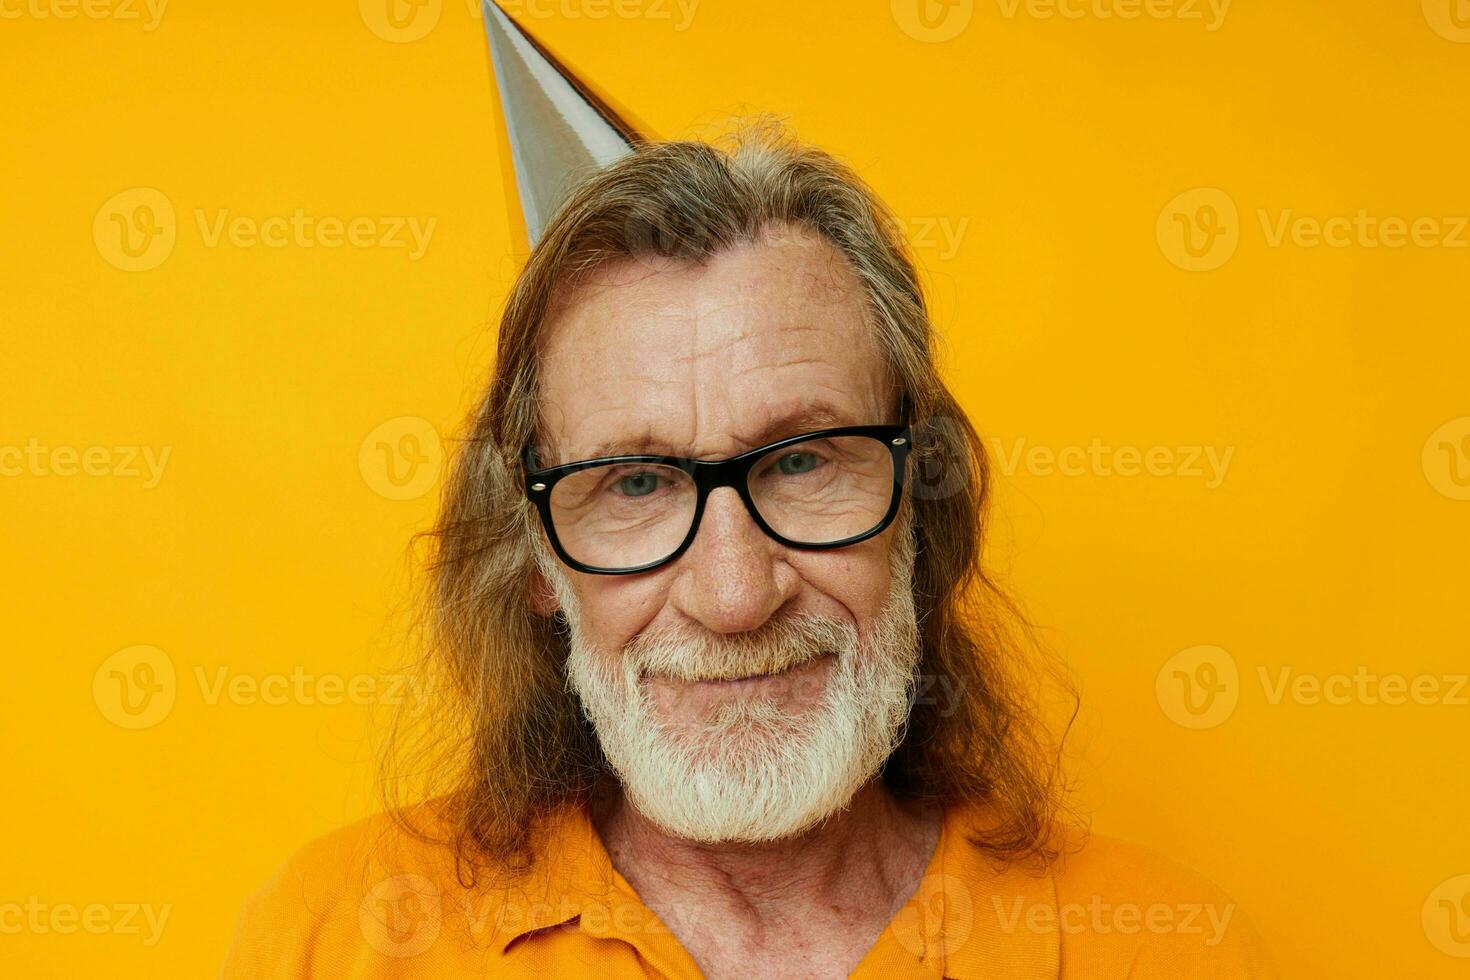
[223,128,1276,978]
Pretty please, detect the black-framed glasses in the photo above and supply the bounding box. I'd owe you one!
[522,397,913,575]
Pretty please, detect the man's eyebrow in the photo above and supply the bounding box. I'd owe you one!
[583,401,861,460]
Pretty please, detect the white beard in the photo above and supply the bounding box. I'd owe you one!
[536,509,921,844]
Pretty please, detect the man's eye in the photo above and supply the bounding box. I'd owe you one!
[774,451,822,476]
[613,470,663,497]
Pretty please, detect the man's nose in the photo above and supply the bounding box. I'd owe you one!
[668,486,799,634]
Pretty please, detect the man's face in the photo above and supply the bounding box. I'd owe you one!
[532,221,920,842]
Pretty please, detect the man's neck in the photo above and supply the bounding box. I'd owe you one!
[591,780,942,973]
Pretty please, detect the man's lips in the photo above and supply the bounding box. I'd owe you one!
[647,651,835,693]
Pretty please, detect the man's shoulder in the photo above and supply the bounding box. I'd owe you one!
[935,803,1276,978]
[1048,828,1279,979]
[220,805,487,978]
[239,807,442,910]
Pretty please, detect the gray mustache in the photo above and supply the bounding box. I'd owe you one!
[628,616,858,683]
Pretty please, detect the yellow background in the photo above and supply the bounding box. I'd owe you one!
[4,0,1468,976]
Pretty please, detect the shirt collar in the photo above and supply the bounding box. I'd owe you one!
[490,799,1062,979]
[922,803,1061,979]
[490,802,615,952]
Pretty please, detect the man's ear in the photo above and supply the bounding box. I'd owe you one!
[528,564,561,618]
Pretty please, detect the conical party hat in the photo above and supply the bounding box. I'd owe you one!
[480,1,651,252]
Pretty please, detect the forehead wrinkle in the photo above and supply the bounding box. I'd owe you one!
[551,332,883,462]
[731,353,831,381]
[571,390,875,462]
[538,228,884,466]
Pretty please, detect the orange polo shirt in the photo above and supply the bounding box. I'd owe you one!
[222,800,1277,978]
